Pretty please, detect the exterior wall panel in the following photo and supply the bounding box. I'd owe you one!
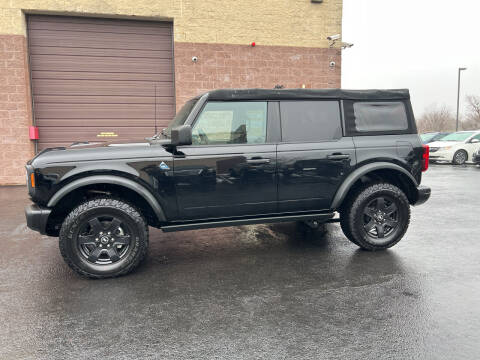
[174,42,341,110]
[0,35,34,185]
[0,1,342,48]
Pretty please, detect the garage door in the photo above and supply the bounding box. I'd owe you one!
[27,15,175,151]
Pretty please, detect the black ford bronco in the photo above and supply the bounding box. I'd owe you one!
[25,89,431,278]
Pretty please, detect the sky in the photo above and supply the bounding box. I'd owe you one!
[341,0,480,118]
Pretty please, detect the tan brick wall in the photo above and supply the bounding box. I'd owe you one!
[174,42,341,110]
[0,35,34,185]
[0,0,342,48]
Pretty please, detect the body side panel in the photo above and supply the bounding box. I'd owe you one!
[277,137,356,212]
[173,144,277,220]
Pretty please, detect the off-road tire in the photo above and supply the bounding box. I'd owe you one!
[59,198,149,278]
[341,183,410,251]
[452,150,467,165]
[340,192,360,245]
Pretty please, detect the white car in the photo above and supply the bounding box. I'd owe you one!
[428,130,480,165]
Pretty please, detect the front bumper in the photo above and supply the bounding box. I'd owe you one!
[412,185,431,206]
[25,204,51,235]
[429,150,453,162]
[473,153,480,164]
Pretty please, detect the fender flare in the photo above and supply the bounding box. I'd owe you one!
[47,175,166,222]
[330,162,418,210]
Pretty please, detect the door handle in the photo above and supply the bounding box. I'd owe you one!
[327,153,350,160]
[247,158,270,164]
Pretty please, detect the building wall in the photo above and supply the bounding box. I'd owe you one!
[0,0,342,185]
[1,1,342,47]
[174,43,340,110]
[0,35,34,185]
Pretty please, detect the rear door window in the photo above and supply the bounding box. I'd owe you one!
[353,101,408,132]
[280,101,342,142]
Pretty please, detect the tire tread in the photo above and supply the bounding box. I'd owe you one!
[341,182,410,251]
[59,198,148,279]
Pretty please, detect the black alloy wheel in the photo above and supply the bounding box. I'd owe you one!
[59,198,148,278]
[77,216,132,265]
[362,196,399,241]
[340,183,410,251]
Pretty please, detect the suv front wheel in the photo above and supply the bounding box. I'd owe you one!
[340,183,410,251]
[59,198,149,278]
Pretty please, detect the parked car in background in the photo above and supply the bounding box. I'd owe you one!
[420,132,450,144]
[429,130,480,165]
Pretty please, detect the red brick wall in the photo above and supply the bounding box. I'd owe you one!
[0,35,34,185]
[174,42,341,110]
[0,38,340,185]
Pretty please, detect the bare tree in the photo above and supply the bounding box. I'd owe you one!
[462,95,480,130]
[416,104,455,133]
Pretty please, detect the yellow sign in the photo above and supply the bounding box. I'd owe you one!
[97,132,118,138]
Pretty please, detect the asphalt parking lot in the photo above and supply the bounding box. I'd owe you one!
[1,164,479,359]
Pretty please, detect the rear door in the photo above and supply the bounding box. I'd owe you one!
[277,100,356,212]
[173,101,279,220]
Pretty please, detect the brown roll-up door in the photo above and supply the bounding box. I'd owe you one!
[27,15,175,151]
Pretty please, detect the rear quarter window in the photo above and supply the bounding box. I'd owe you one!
[354,102,408,132]
[343,100,413,135]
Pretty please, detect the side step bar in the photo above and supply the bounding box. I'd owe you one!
[161,212,335,232]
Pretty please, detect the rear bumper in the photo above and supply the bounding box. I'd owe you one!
[412,185,431,206]
[25,204,51,235]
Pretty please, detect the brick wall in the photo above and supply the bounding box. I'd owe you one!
[0,0,342,185]
[174,42,341,110]
[0,35,33,185]
[0,37,341,185]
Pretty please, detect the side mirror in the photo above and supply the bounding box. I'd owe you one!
[171,125,192,146]
[470,138,480,144]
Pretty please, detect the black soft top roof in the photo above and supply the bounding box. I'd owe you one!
[205,88,410,101]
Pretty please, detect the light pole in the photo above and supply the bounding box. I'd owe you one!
[456,67,467,131]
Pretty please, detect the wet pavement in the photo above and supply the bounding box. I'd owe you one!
[0,164,479,359]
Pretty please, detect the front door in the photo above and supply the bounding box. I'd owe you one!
[173,101,277,220]
[464,133,480,160]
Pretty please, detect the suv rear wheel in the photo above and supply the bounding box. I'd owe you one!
[340,183,410,251]
[59,198,148,278]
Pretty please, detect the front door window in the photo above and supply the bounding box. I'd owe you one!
[192,101,267,145]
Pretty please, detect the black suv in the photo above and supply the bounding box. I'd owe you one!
[25,89,431,278]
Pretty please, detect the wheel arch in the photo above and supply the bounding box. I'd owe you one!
[46,175,166,235]
[331,162,419,210]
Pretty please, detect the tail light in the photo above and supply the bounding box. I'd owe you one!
[422,145,429,172]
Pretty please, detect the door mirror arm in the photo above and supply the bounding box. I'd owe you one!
[147,125,192,153]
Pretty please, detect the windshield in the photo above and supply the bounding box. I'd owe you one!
[164,98,199,136]
[420,133,437,142]
[440,132,474,142]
